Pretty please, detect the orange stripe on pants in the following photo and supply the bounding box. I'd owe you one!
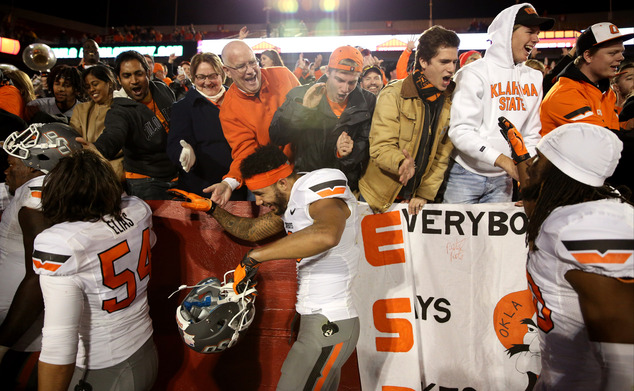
[312,342,343,391]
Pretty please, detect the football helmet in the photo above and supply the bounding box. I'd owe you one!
[3,123,82,174]
[175,271,256,354]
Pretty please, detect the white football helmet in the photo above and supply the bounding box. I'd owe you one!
[3,123,82,174]
[175,271,256,353]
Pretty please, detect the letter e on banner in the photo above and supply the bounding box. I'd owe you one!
[362,211,405,266]
[373,298,414,352]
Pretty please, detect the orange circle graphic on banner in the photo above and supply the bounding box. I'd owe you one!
[492,289,536,349]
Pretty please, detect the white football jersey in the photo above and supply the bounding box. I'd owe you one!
[34,196,156,369]
[283,169,360,322]
[0,176,44,352]
[527,199,634,390]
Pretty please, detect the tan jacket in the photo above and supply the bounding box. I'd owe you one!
[359,74,454,213]
[70,100,125,182]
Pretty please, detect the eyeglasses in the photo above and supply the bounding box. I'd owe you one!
[194,73,219,81]
[224,60,259,74]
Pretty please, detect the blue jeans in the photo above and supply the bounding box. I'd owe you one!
[442,160,512,204]
[126,177,177,200]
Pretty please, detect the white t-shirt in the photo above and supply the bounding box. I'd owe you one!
[283,169,360,322]
[34,196,156,369]
[527,199,634,390]
[0,176,44,352]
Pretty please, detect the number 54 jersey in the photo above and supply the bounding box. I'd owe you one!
[33,196,156,369]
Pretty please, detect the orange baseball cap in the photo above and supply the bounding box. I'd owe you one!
[328,46,363,73]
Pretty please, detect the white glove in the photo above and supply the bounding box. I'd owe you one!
[179,140,196,172]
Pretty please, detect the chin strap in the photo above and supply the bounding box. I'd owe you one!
[168,281,211,299]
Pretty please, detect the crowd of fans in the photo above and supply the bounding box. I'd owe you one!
[0,2,633,390]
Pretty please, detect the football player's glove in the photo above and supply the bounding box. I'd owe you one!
[498,116,531,164]
[169,189,216,213]
[234,251,259,295]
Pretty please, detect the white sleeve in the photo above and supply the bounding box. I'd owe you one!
[448,68,503,166]
[38,274,83,365]
[555,211,634,279]
[520,73,543,155]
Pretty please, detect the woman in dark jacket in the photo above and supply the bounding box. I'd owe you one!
[167,52,246,199]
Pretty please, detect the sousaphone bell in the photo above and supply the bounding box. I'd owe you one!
[22,43,57,72]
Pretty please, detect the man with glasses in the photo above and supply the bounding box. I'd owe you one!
[167,52,247,200]
[204,40,299,205]
[269,45,375,194]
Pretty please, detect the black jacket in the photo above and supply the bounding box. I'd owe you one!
[167,87,247,199]
[269,75,376,192]
[95,81,178,180]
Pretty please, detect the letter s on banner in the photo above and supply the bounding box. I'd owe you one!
[373,298,414,352]
[361,211,405,266]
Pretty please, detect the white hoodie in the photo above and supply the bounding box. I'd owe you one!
[448,3,543,177]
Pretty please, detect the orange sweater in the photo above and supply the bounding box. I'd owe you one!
[0,85,25,119]
[540,77,619,135]
[219,67,300,185]
[396,48,413,80]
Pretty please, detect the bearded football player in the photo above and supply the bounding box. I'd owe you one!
[172,144,361,390]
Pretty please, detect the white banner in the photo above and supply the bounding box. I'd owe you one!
[354,202,541,391]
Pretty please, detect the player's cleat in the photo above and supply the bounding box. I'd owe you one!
[169,189,216,212]
[498,116,531,164]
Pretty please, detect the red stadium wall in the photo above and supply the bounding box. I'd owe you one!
[146,201,362,391]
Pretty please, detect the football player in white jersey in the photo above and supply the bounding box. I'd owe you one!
[33,149,158,391]
[172,144,361,391]
[0,123,82,389]
[499,118,633,390]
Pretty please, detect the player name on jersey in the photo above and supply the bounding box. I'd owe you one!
[105,213,135,235]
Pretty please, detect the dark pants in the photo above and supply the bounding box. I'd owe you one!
[126,177,177,200]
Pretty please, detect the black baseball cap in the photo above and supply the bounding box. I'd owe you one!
[514,5,554,31]
[576,23,634,57]
[361,65,382,78]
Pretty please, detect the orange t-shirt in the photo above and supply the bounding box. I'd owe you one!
[143,97,169,132]
[326,96,348,118]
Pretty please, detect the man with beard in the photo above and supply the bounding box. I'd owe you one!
[499,117,633,390]
[359,65,385,96]
[27,65,82,122]
[204,40,299,205]
[82,50,178,200]
[171,144,360,391]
